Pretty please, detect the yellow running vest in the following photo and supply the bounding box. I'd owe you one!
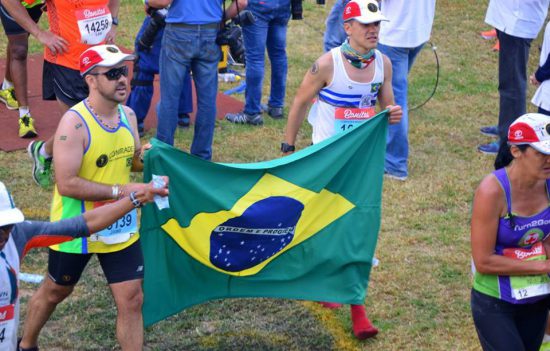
[50,100,139,254]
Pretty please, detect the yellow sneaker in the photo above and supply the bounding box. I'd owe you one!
[0,87,19,110]
[19,114,38,138]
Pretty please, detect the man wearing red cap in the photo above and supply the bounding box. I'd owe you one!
[3,0,120,188]
[282,0,402,340]
[18,44,149,351]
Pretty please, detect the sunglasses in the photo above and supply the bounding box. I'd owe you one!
[89,66,129,81]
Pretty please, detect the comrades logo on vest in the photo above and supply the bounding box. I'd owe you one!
[210,197,304,272]
[518,228,544,247]
[96,154,108,168]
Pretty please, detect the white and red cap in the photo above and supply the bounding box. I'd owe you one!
[79,44,135,76]
[0,181,24,227]
[343,0,388,24]
[508,113,550,154]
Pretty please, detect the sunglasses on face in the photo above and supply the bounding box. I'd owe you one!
[89,66,129,81]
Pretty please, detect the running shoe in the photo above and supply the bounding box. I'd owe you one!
[18,114,37,138]
[225,111,264,126]
[261,104,284,119]
[477,141,499,155]
[479,125,498,137]
[27,140,53,188]
[0,87,19,110]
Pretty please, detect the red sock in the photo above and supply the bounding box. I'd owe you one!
[350,304,378,340]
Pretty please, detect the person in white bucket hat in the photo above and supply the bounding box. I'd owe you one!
[0,178,168,351]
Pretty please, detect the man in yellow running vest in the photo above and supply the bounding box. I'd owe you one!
[18,45,148,351]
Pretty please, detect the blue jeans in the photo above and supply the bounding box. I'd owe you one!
[323,0,347,52]
[242,0,290,115]
[157,24,220,160]
[378,43,425,178]
[127,18,192,129]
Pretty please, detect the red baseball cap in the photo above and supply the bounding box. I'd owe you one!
[343,0,388,24]
[508,113,550,154]
[80,44,135,76]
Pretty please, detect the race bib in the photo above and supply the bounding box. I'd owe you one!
[503,242,550,300]
[90,203,138,245]
[75,7,112,45]
[334,107,376,133]
[0,304,15,348]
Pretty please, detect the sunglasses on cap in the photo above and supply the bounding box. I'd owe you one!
[89,66,129,81]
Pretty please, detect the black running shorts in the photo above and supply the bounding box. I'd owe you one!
[42,60,89,107]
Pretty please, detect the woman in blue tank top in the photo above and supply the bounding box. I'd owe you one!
[471,113,550,351]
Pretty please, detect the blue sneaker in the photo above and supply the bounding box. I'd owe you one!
[478,141,499,155]
[480,125,498,137]
[261,104,284,119]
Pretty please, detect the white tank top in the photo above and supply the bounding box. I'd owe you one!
[308,46,385,144]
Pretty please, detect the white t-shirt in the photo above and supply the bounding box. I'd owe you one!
[379,0,436,48]
[532,22,550,111]
[485,0,549,39]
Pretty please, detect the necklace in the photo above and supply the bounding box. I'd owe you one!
[86,98,120,130]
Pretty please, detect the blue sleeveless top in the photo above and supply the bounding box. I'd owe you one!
[473,168,550,304]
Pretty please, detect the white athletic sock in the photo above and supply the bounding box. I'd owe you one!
[543,334,550,343]
[2,80,13,90]
[39,144,52,159]
[19,107,30,118]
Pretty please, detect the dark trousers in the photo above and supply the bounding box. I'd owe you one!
[497,30,532,142]
[471,289,549,351]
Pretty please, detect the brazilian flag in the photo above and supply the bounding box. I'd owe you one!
[141,111,388,326]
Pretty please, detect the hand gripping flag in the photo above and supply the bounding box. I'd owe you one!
[141,111,388,326]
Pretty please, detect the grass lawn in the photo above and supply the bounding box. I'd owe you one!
[0,0,547,349]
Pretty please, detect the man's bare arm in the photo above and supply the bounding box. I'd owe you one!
[225,0,248,20]
[284,54,332,147]
[105,0,120,43]
[1,0,68,53]
[123,106,144,172]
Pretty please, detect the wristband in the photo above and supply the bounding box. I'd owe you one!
[112,17,119,26]
[129,191,143,208]
[280,142,295,153]
[112,184,120,199]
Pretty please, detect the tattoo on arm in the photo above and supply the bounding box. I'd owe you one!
[75,123,83,130]
[59,135,67,141]
[310,62,319,75]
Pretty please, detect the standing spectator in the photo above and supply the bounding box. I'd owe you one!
[151,0,247,160]
[530,21,550,117]
[0,0,43,138]
[378,0,436,181]
[323,0,347,52]
[283,0,402,339]
[126,7,193,137]
[478,0,550,154]
[225,0,291,125]
[3,0,120,187]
